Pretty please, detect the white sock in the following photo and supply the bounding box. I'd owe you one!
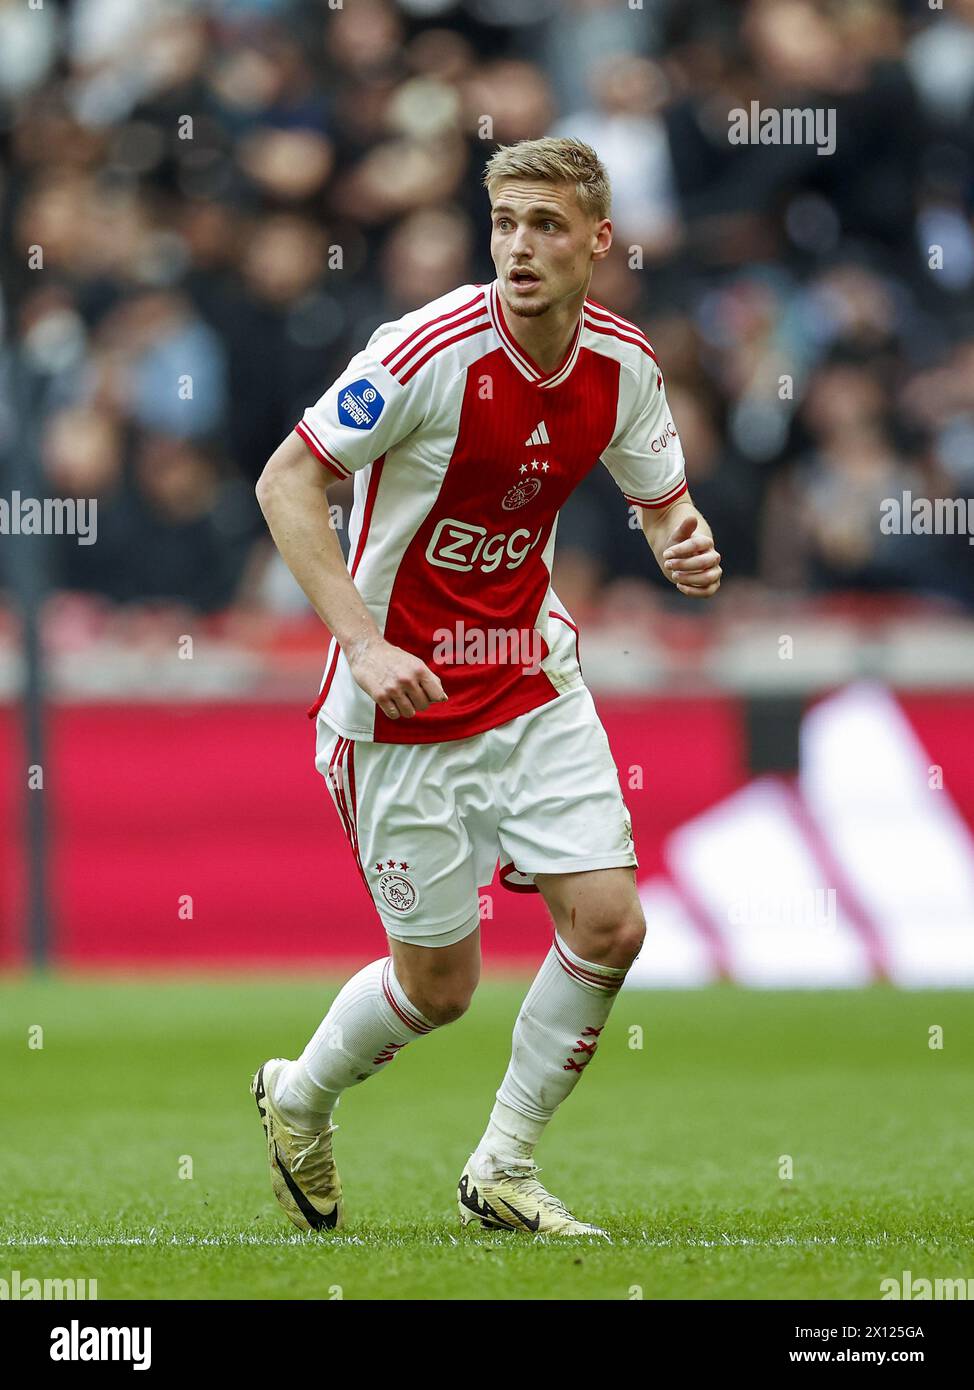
[273,958,436,1128]
[471,932,628,1178]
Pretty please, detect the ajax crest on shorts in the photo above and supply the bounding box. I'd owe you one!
[371,858,418,913]
[376,872,418,914]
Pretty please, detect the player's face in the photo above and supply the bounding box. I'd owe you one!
[490,180,611,318]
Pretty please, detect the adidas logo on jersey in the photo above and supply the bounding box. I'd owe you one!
[524,421,550,446]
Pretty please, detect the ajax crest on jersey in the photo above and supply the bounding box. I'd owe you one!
[502,477,542,511]
[338,378,385,430]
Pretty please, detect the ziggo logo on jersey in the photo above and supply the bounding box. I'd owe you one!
[425,518,547,573]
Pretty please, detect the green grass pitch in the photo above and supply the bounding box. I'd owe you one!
[2,975,972,1300]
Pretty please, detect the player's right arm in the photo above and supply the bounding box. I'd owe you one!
[256,436,446,722]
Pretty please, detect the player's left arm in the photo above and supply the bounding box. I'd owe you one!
[600,351,720,598]
[639,492,722,599]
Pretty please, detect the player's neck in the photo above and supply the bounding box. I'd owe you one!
[499,287,585,376]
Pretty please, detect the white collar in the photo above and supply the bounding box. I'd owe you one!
[486,281,584,390]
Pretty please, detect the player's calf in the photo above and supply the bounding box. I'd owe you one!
[272,956,441,1130]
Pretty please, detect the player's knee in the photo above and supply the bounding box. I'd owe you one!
[398,959,479,1027]
[573,900,645,968]
[410,980,476,1027]
[614,905,646,965]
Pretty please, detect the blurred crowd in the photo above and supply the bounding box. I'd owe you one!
[1,0,973,620]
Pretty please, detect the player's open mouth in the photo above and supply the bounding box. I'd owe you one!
[509,269,540,290]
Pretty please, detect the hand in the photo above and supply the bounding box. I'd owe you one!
[346,635,447,720]
[661,516,722,598]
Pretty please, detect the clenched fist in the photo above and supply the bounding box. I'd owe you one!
[347,635,448,719]
[662,516,722,598]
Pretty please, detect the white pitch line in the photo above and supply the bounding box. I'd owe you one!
[0,1234,918,1250]
[1,1236,337,1249]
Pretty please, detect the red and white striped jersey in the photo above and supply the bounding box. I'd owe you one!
[296,280,687,744]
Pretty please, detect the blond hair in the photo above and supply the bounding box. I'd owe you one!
[483,137,611,221]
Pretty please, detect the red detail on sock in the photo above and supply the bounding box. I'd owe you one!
[551,936,623,992]
[373,1041,406,1066]
[562,1025,605,1071]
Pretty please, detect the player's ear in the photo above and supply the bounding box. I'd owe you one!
[591,218,612,262]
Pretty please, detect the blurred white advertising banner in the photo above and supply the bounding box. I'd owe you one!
[628,683,974,988]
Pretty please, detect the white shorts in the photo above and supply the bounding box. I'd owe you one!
[315,686,637,947]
